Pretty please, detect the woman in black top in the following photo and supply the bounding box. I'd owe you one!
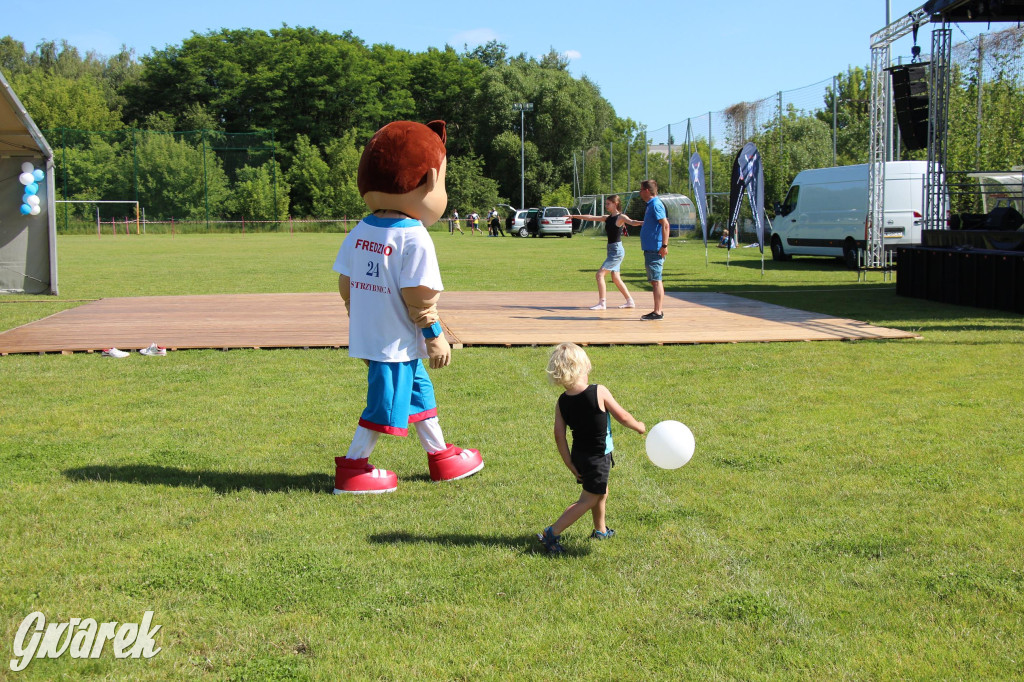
[569,195,643,310]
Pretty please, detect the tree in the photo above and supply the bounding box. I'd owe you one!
[286,134,333,217]
[9,72,124,131]
[541,183,573,208]
[753,105,833,204]
[817,66,871,166]
[231,160,290,221]
[447,154,501,216]
[0,36,27,76]
[134,132,230,220]
[323,130,366,219]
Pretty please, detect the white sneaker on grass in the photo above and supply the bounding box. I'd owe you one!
[139,343,167,356]
[102,348,130,358]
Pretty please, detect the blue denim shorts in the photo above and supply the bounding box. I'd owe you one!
[643,250,664,281]
[600,242,625,271]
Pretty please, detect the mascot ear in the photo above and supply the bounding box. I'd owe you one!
[427,120,447,146]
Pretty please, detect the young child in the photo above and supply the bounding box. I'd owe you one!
[538,342,645,554]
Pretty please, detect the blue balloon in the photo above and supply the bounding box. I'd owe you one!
[22,194,32,204]
[20,203,32,215]
[32,169,45,182]
[25,183,38,195]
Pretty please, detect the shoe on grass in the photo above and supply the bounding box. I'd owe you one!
[590,528,616,540]
[101,348,129,358]
[537,526,565,554]
[333,457,397,495]
[428,444,484,482]
[640,311,664,321]
[139,343,167,356]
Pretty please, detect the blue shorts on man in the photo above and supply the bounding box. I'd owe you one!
[643,251,664,282]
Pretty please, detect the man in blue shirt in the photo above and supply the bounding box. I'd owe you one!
[638,179,670,320]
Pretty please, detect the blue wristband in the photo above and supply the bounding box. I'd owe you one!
[422,322,443,339]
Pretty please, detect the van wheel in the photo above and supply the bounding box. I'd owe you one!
[567,233,572,239]
[518,227,529,238]
[770,236,790,261]
[843,240,859,269]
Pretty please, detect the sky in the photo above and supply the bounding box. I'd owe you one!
[4,0,989,132]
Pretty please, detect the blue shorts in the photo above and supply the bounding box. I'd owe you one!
[644,251,664,282]
[600,242,625,271]
[360,359,437,436]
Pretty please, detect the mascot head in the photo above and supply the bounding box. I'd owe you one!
[358,120,448,226]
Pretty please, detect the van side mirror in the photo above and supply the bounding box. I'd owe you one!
[774,201,782,215]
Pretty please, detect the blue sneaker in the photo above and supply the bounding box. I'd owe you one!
[537,526,565,554]
[589,528,616,540]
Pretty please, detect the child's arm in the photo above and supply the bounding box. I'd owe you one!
[554,403,581,481]
[620,215,644,227]
[597,385,646,434]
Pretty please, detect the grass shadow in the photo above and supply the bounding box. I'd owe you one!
[64,464,333,494]
[368,531,592,556]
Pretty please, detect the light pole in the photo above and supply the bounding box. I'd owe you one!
[513,102,534,209]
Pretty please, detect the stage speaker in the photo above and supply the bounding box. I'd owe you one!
[985,206,1024,231]
[950,212,987,230]
[890,64,930,150]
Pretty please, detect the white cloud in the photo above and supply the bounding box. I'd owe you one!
[450,28,500,48]
[563,50,582,60]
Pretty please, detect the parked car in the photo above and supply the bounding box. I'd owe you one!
[498,204,531,237]
[510,209,529,236]
[520,208,540,238]
[531,206,573,238]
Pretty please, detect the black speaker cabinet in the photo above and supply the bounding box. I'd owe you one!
[985,206,1024,231]
[890,64,930,151]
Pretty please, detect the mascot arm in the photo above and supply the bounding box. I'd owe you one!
[338,274,351,316]
[401,285,450,369]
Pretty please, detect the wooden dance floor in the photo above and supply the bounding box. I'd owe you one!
[0,291,918,355]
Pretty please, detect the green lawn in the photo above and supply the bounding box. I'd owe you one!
[1,231,1022,680]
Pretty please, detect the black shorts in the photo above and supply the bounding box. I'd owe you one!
[571,451,614,495]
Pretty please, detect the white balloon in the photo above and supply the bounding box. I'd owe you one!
[29,205,41,215]
[645,420,695,470]
[26,195,40,207]
[21,161,34,174]
[18,172,34,185]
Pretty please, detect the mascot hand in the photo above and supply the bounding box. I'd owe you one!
[425,334,451,369]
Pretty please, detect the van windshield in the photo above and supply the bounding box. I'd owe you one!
[779,185,799,216]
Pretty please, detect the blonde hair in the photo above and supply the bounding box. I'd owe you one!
[546,342,592,388]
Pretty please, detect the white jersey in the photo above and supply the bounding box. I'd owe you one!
[332,215,444,362]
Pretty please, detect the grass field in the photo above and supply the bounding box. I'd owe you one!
[2,231,1023,680]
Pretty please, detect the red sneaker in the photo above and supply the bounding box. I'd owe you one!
[333,457,397,495]
[428,444,484,482]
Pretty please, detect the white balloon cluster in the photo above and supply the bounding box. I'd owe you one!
[18,161,45,216]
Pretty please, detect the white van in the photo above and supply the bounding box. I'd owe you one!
[771,161,928,268]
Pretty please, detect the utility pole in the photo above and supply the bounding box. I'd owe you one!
[513,103,534,209]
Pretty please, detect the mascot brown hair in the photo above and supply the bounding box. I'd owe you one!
[331,120,483,494]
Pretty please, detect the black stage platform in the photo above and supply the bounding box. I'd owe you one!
[897,244,1024,314]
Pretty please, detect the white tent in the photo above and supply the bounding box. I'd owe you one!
[0,69,57,294]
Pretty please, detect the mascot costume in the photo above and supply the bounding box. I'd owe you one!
[331,120,484,494]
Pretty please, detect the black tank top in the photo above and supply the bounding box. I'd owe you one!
[558,385,611,458]
[604,215,623,244]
